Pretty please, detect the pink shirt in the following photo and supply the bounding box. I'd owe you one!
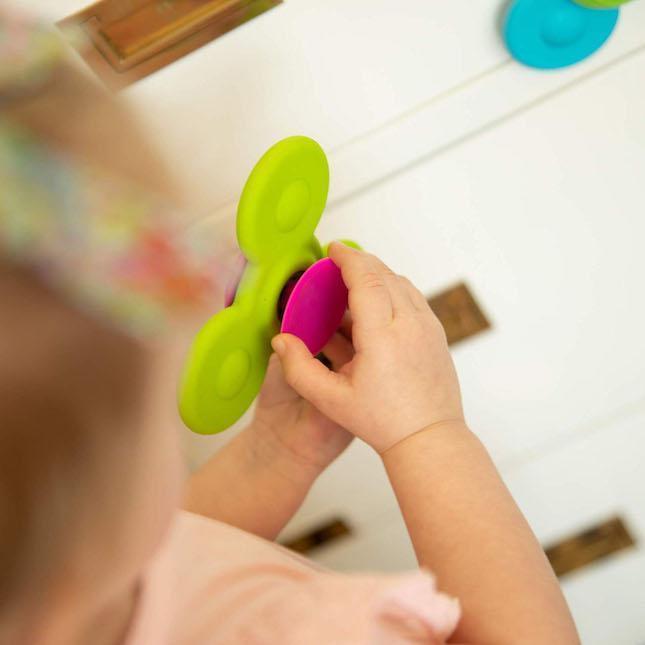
[125,511,460,644]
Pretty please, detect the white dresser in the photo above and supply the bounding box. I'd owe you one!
[23,2,645,642]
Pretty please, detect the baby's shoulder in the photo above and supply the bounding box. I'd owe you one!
[127,510,460,645]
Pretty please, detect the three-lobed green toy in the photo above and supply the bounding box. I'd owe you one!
[179,136,353,434]
[576,0,632,6]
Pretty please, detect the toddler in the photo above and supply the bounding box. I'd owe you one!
[0,8,579,644]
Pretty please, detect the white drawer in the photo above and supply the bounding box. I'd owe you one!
[24,1,645,213]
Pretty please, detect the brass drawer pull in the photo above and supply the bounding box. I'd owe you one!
[59,0,282,87]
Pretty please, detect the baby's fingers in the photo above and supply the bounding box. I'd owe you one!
[272,333,349,414]
[328,242,392,329]
[257,354,298,407]
[339,311,353,341]
[322,331,354,371]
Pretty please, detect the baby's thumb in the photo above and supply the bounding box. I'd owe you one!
[271,333,345,412]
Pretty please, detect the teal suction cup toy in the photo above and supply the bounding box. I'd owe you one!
[504,0,619,69]
[179,136,359,435]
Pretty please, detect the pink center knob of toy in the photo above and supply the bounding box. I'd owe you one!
[280,258,348,356]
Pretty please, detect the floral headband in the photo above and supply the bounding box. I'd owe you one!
[0,9,229,337]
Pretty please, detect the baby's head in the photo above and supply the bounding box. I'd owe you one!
[0,12,210,642]
[0,260,184,644]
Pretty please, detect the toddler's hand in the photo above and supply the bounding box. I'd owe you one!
[251,342,353,477]
[271,243,464,454]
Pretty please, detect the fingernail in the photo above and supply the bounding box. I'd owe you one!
[271,337,285,355]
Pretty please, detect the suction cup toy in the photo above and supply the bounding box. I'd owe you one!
[281,258,348,356]
[504,0,619,70]
[179,137,358,435]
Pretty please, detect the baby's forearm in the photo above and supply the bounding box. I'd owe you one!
[382,421,579,645]
[183,423,317,540]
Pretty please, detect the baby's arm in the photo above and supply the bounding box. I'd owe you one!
[183,418,321,540]
[184,346,354,540]
[271,243,579,645]
[383,425,578,644]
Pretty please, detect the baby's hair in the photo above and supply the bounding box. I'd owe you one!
[0,261,147,632]
[0,27,176,636]
[3,57,178,202]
